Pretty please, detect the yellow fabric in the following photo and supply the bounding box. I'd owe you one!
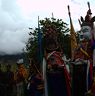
[80,48,90,58]
[70,17,77,59]
[18,64,28,79]
[14,64,28,81]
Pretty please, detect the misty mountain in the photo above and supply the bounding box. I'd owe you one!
[0,53,29,65]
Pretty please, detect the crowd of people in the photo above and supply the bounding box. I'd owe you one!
[0,61,44,96]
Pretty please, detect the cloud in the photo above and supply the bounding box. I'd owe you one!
[0,0,30,55]
[0,0,95,55]
[0,29,29,54]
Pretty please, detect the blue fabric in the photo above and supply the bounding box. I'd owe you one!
[28,75,43,96]
[92,40,95,49]
[35,91,43,96]
[72,63,87,96]
[37,27,43,65]
[47,70,67,96]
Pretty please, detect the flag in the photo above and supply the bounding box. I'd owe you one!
[38,16,43,67]
[68,5,77,59]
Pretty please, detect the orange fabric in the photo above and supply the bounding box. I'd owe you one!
[15,64,28,83]
[18,65,28,79]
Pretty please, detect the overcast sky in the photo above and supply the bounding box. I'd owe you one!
[0,0,95,55]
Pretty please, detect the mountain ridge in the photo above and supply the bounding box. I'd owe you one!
[0,53,29,65]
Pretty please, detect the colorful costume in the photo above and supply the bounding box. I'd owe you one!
[72,5,95,95]
[15,60,28,96]
[43,25,71,96]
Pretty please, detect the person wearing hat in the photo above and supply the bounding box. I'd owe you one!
[0,64,5,96]
[15,59,28,96]
[26,59,44,96]
[4,64,15,96]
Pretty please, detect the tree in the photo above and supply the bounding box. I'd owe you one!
[26,17,71,64]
